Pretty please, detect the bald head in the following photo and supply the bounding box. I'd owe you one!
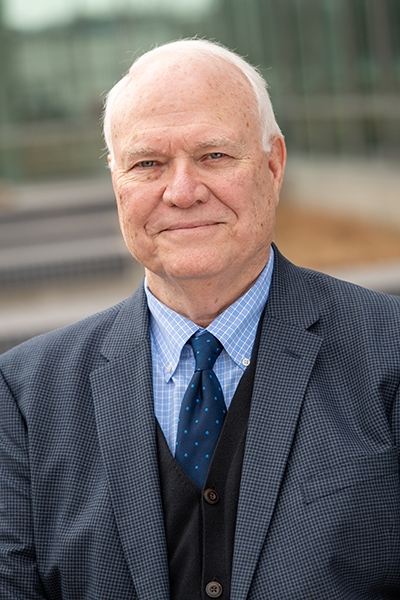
[103,39,281,167]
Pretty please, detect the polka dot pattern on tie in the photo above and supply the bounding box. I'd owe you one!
[175,332,227,487]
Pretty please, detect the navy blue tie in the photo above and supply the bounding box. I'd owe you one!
[175,332,227,487]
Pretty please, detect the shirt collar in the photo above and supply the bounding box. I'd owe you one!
[145,247,274,382]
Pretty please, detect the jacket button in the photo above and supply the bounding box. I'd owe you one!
[205,581,223,597]
[204,488,219,504]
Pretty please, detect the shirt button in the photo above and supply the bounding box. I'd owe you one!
[242,358,250,367]
[203,488,219,504]
[205,581,223,597]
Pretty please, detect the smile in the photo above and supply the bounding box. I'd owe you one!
[162,222,219,233]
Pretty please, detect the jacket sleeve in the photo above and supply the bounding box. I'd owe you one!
[0,369,47,599]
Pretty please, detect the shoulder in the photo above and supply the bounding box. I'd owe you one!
[303,268,400,354]
[274,245,400,314]
[300,264,400,320]
[0,285,148,387]
[270,247,400,347]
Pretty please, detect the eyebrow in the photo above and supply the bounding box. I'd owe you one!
[195,136,248,154]
[125,136,244,160]
[195,135,237,149]
[125,146,162,159]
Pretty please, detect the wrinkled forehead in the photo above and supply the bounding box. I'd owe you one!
[111,53,259,131]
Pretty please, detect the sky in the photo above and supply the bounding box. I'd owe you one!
[3,0,215,30]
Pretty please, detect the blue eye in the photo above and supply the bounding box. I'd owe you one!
[138,160,156,168]
[209,153,224,159]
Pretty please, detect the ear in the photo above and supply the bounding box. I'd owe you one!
[268,136,287,196]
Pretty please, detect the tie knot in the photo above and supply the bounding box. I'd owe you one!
[190,332,223,371]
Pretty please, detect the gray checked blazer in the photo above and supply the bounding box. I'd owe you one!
[1,245,400,599]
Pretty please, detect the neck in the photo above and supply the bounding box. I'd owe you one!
[145,265,267,328]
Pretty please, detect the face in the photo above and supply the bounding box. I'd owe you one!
[110,57,285,295]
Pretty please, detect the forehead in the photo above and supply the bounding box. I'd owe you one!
[110,56,260,147]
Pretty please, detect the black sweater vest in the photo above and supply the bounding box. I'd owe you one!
[156,322,262,599]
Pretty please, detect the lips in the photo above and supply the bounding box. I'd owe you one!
[162,221,219,233]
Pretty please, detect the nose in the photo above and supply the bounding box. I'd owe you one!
[162,161,210,207]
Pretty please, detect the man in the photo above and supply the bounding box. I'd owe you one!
[0,39,399,600]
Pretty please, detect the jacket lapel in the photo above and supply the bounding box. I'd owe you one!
[90,287,170,600]
[231,248,323,599]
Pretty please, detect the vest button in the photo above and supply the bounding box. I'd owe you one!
[204,488,219,504]
[205,581,223,597]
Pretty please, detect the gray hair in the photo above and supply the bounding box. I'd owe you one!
[103,39,282,166]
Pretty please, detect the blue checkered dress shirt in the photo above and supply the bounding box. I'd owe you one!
[145,247,274,455]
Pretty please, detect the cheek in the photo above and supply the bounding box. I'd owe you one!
[115,194,135,239]
[229,171,272,217]
[115,186,148,235]
[115,192,156,265]
[115,182,137,212]
[214,171,255,211]
[233,175,276,241]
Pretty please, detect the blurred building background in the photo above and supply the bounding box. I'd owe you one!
[0,0,399,352]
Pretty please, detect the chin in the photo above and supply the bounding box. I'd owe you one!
[150,247,224,277]
[153,260,225,283]
[165,266,220,282]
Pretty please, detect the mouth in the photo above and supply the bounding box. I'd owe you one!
[162,221,219,233]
